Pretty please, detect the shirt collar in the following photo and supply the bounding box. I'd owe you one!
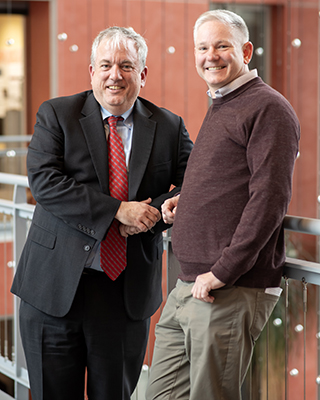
[100,106,134,125]
[207,69,258,99]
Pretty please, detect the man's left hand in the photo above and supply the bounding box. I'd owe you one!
[191,272,225,303]
[119,224,140,237]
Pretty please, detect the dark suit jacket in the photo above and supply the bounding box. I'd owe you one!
[11,91,193,320]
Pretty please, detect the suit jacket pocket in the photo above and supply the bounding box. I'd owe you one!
[148,159,172,172]
[29,223,56,249]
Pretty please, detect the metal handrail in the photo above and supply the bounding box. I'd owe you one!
[0,136,32,143]
[284,215,320,236]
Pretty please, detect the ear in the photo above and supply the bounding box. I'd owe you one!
[89,64,94,82]
[243,41,254,65]
[140,66,148,88]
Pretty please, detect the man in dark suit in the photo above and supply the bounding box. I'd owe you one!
[11,26,193,400]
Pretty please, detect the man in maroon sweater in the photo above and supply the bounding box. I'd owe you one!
[146,9,300,400]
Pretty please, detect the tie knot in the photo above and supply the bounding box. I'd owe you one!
[106,115,123,128]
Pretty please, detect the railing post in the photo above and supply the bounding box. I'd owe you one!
[302,279,308,400]
[317,286,320,400]
[285,276,289,400]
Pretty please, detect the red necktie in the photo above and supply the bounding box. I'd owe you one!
[100,116,128,280]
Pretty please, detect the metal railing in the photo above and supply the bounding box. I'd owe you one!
[0,172,320,399]
[0,173,33,400]
[0,136,31,179]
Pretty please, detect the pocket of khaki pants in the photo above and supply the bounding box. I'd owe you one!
[250,291,280,342]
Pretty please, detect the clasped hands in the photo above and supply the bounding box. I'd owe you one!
[116,198,161,238]
[117,195,179,237]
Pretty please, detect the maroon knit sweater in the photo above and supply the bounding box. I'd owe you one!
[172,77,300,288]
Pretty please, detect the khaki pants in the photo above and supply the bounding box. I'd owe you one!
[146,279,280,400]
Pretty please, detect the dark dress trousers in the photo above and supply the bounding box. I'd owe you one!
[11,91,193,400]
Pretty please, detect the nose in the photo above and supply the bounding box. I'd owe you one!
[207,46,219,60]
[109,64,122,80]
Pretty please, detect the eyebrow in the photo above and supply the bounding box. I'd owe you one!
[196,39,229,46]
[196,42,206,46]
[99,58,134,64]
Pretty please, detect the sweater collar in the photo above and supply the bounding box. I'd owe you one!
[207,69,258,99]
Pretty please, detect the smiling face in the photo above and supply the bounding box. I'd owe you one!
[89,38,147,115]
[194,20,253,97]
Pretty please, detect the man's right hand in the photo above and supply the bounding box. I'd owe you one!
[115,198,161,234]
[161,195,179,224]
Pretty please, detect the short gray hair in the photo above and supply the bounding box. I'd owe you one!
[194,9,249,44]
[91,26,148,71]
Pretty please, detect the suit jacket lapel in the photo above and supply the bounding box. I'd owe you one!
[129,98,156,200]
[78,94,156,199]
[79,92,110,194]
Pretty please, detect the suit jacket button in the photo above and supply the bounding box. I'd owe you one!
[84,245,91,252]
[90,230,95,235]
